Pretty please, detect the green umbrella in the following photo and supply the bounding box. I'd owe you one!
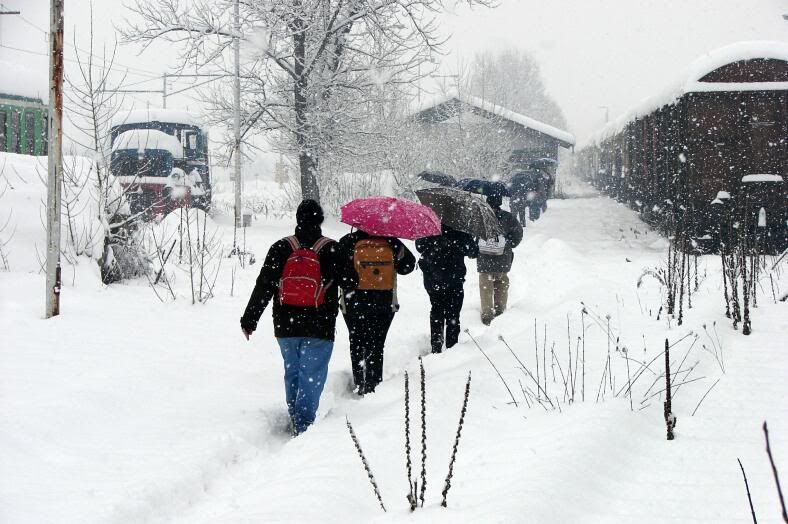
[415,187,503,240]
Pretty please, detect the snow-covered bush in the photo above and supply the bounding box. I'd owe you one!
[140,207,225,304]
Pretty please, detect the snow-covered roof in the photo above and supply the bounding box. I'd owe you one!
[741,174,784,183]
[588,41,788,146]
[413,92,575,147]
[112,129,184,158]
[110,108,202,129]
[0,60,48,102]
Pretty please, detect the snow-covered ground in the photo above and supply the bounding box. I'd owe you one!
[1,152,786,523]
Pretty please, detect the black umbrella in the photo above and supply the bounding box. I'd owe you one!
[530,158,558,170]
[415,187,503,240]
[456,178,510,197]
[484,181,509,198]
[417,170,457,187]
[455,178,487,194]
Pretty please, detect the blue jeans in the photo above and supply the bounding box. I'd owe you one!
[277,337,334,435]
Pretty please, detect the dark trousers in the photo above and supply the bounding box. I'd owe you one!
[511,199,527,226]
[343,302,395,394]
[425,279,465,353]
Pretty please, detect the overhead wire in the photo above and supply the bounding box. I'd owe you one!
[12,13,163,78]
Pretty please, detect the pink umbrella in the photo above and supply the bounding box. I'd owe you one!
[340,196,441,240]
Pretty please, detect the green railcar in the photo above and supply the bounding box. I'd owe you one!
[0,93,48,156]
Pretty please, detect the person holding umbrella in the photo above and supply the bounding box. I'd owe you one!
[416,224,478,354]
[339,197,436,395]
[477,190,523,326]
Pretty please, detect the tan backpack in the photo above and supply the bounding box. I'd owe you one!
[353,238,395,290]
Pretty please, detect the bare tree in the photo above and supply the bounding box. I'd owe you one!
[467,48,567,130]
[66,4,140,283]
[122,0,492,203]
[383,79,523,188]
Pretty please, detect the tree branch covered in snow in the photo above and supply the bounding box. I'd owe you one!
[123,0,493,202]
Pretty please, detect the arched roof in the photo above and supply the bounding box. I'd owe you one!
[588,41,788,147]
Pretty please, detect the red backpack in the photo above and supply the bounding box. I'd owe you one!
[278,236,332,307]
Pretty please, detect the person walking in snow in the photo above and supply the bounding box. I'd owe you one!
[509,171,538,226]
[416,224,479,354]
[240,200,341,436]
[477,193,523,326]
[338,230,416,395]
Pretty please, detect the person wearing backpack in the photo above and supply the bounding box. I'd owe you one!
[240,200,341,436]
[416,224,479,354]
[338,231,416,395]
[477,193,523,326]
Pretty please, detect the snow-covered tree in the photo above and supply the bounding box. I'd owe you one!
[123,0,492,203]
[467,48,567,130]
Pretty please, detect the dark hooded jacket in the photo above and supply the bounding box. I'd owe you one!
[415,225,478,287]
[476,196,524,273]
[240,201,341,340]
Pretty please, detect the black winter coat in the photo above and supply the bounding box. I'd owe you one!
[476,208,524,273]
[240,224,341,340]
[415,226,478,287]
[338,230,416,308]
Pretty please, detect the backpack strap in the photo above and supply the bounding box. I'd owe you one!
[311,236,332,254]
[285,236,301,251]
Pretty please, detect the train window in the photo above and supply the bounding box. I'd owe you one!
[0,111,6,153]
[10,111,20,154]
[25,112,36,155]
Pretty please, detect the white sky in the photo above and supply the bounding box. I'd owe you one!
[1,0,787,145]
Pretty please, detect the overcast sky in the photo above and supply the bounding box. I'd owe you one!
[1,0,787,145]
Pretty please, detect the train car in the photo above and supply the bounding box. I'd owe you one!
[0,93,48,156]
[576,42,787,253]
[109,109,211,218]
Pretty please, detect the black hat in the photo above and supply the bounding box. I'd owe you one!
[296,199,324,226]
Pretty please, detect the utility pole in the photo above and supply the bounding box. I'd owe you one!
[232,0,243,235]
[45,0,64,318]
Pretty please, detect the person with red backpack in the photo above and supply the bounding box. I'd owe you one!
[240,200,341,436]
[338,230,415,395]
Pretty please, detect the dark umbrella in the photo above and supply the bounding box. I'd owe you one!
[417,170,457,187]
[455,178,487,194]
[415,187,503,240]
[484,181,509,198]
[456,178,509,197]
[530,158,558,170]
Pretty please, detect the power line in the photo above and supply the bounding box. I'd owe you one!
[0,42,159,80]
[14,12,163,78]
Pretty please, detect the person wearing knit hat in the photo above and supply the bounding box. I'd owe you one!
[241,199,341,436]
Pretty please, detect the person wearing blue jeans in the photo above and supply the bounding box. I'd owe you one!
[241,200,341,436]
[277,337,334,434]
